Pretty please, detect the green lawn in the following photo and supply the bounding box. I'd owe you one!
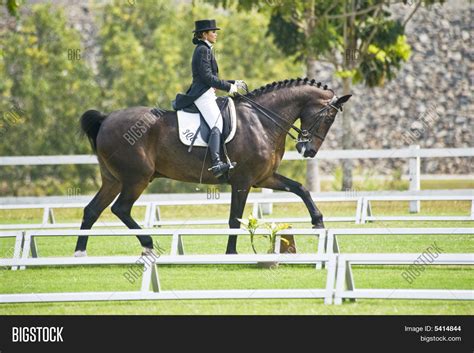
[0,200,473,315]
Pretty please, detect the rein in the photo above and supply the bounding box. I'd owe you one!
[236,88,340,143]
[236,93,301,141]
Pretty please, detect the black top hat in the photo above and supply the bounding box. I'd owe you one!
[193,19,221,33]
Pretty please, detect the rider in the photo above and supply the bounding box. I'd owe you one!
[173,19,246,178]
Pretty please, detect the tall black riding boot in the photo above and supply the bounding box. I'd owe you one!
[207,127,230,178]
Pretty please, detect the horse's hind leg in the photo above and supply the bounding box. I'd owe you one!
[111,179,154,251]
[75,177,121,254]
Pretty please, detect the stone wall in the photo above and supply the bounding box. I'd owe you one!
[316,1,472,175]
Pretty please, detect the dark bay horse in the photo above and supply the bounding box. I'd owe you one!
[75,78,351,255]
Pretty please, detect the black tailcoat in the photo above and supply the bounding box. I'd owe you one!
[173,40,233,110]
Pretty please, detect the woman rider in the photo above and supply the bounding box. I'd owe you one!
[173,19,246,177]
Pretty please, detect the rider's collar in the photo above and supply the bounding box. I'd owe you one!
[203,39,213,49]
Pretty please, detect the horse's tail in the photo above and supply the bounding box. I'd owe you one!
[80,110,107,153]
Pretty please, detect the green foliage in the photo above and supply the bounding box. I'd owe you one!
[214,10,303,91]
[265,221,290,253]
[267,11,305,60]
[266,1,415,87]
[209,0,440,88]
[239,214,291,254]
[1,4,100,155]
[355,21,412,86]
[97,0,302,111]
[1,0,21,16]
[332,165,343,191]
[97,0,191,110]
[386,168,406,191]
[0,0,302,196]
[0,3,100,195]
[238,214,261,254]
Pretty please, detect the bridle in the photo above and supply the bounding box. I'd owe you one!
[298,93,340,143]
[236,86,341,144]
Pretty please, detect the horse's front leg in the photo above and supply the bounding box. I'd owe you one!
[227,184,251,254]
[256,173,324,228]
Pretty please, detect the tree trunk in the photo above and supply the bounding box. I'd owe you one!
[341,77,353,190]
[305,56,319,191]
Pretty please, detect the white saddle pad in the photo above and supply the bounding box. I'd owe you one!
[176,97,237,147]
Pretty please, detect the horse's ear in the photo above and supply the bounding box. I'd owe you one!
[334,94,352,110]
[335,94,352,106]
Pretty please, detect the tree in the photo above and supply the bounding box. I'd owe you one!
[1,0,20,16]
[205,0,441,190]
[0,3,100,195]
[0,0,302,196]
[97,0,302,111]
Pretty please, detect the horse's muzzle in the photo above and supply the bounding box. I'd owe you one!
[296,141,317,158]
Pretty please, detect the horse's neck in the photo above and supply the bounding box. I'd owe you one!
[252,91,305,140]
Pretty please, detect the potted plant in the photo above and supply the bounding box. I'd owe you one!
[239,215,292,269]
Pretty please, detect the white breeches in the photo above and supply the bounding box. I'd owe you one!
[194,88,223,133]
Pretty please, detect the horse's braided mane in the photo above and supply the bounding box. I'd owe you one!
[234,77,331,102]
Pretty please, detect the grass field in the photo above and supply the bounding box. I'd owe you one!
[0,198,473,315]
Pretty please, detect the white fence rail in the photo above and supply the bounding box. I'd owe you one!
[1,147,473,166]
[1,228,473,304]
[17,228,326,269]
[6,227,471,260]
[0,231,23,271]
[360,194,474,223]
[326,228,474,255]
[7,227,472,263]
[0,193,362,229]
[0,190,472,230]
[334,253,474,304]
[0,253,337,304]
[1,146,472,214]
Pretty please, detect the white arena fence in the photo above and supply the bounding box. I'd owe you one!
[326,228,474,255]
[5,228,327,270]
[0,192,363,229]
[360,194,474,223]
[0,190,472,231]
[12,227,473,269]
[1,147,472,166]
[1,148,472,304]
[0,228,472,304]
[0,253,338,305]
[8,227,472,263]
[1,146,473,213]
[334,253,474,305]
[0,231,23,271]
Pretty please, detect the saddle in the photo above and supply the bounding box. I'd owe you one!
[175,97,237,148]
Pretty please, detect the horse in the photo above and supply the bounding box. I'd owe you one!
[74,77,351,255]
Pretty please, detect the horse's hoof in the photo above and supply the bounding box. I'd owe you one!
[142,247,158,257]
[312,222,325,229]
[74,250,87,257]
[225,250,238,255]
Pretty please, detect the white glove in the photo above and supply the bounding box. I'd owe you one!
[229,83,238,94]
[235,80,247,91]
